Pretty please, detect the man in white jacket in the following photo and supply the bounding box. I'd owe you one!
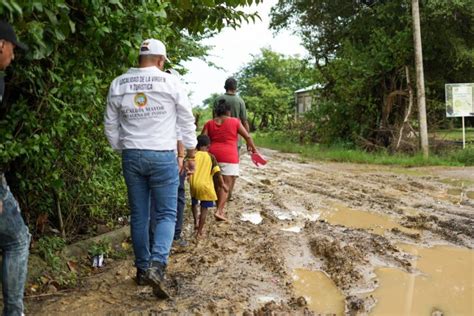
[104,39,196,298]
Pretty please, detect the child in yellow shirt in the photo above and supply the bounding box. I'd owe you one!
[189,135,228,237]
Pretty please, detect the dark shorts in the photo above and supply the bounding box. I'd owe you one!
[191,198,214,208]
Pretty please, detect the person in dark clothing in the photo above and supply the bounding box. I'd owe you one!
[0,20,30,316]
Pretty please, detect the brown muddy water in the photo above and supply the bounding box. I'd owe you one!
[371,244,474,315]
[24,149,474,315]
[293,268,345,314]
[321,203,419,236]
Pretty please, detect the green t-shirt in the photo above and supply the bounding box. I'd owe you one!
[213,93,247,122]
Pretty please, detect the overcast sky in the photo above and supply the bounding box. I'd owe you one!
[182,0,307,107]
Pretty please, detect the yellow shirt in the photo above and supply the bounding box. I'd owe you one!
[189,151,220,201]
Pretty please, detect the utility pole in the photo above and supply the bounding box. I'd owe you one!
[412,0,429,158]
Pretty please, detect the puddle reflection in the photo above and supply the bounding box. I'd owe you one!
[371,244,474,315]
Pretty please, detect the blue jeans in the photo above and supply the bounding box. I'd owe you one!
[122,150,178,270]
[0,177,30,316]
[150,171,185,246]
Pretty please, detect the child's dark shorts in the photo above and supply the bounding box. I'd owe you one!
[191,198,214,208]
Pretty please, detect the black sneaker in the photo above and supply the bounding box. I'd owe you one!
[146,261,170,299]
[136,268,147,286]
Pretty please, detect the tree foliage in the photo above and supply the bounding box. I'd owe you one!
[0,0,260,239]
[271,0,474,149]
[236,48,314,129]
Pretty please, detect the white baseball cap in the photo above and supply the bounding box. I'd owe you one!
[139,39,169,61]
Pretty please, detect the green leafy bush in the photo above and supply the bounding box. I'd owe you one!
[36,236,65,271]
[88,239,112,258]
[447,147,474,166]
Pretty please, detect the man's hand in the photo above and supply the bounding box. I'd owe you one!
[177,157,185,174]
[185,159,195,175]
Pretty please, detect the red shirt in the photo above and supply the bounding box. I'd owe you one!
[204,117,240,163]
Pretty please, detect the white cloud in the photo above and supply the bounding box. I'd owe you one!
[182,0,307,107]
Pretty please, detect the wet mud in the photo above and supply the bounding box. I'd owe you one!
[25,149,474,315]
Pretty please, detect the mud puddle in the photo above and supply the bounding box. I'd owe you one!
[320,203,418,236]
[293,268,345,314]
[24,148,474,315]
[371,244,474,315]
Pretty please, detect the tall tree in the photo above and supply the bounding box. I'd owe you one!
[412,0,429,157]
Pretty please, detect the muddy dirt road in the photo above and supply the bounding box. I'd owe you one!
[27,148,474,315]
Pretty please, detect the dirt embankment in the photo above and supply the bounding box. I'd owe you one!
[25,149,474,315]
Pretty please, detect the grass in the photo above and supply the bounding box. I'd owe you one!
[254,132,474,167]
[432,128,474,142]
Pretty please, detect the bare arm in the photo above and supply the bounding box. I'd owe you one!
[201,125,208,136]
[241,120,251,151]
[177,140,185,174]
[184,149,196,175]
[242,120,250,133]
[240,99,249,132]
[237,122,257,153]
[177,140,184,155]
[216,172,228,192]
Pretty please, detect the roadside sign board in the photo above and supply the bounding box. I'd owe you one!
[445,83,474,117]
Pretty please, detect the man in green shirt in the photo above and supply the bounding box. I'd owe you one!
[213,77,249,132]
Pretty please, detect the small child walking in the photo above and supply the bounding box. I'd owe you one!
[189,135,228,237]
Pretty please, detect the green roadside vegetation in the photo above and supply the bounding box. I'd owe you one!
[433,128,474,142]
[254,132,474,167]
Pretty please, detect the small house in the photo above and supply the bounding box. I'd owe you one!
[294,84,322,117]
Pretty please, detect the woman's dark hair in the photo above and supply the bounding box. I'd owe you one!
[215,99,231,116]
[224,77,237,91]
[196,135,210,149]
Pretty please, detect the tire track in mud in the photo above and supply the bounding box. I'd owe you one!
[26,148,474,315]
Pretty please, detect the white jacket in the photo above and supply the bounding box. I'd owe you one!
[104,66,196,151]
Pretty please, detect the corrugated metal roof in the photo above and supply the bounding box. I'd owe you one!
[294,83,324,94]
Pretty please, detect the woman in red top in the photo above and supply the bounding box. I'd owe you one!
[202,101,257,221]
